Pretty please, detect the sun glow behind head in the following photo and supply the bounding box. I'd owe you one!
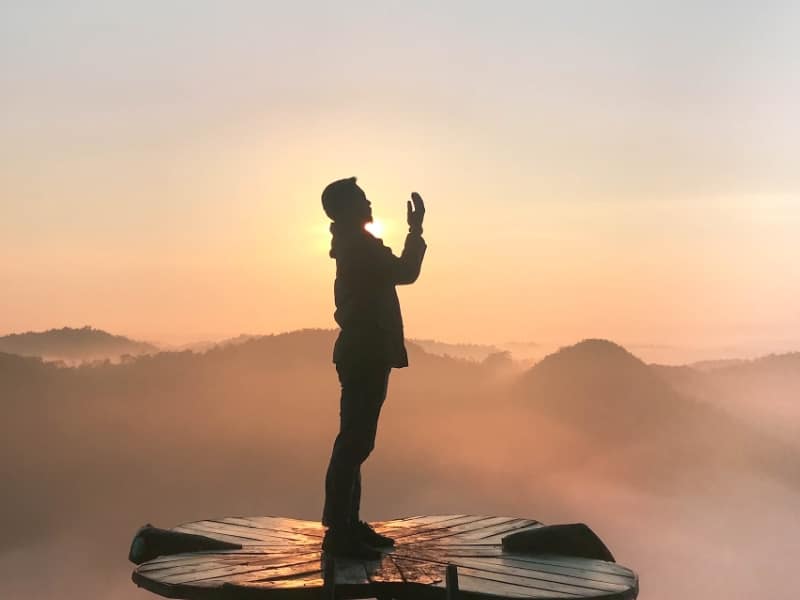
[364,220,384,238]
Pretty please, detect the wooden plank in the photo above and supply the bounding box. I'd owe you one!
[502,554,635,579]
[454,565,599,597]
[387,547,634,590]
[390,549,455,568]
[139,552,303,579]
[369,515,480,544]
[464,520,541,541]
[233,515,322,528]
[476,523,543,544]
[136,544,304,571]
[450,562,629,596]
[421,517,533,543]
[472,556,637,584]
[172,524,265,545]
[367,554,406,584]
[232,516,326,537]
[157,551,321,585]
[392,555,446,585]
[389,514,467,527]
[212,519,319,544]
[258,515,324,528]
[383,514,471,535]
[439,573,579,599]
[188,520,302,544]
[423,545,635,578]
[137,554,235,572]
[380,514,426,523]
[372,515,472,539]
[224,571,325,590]
[220,516,324,542]
[392,515,501,543]
[209,560,323,585]
[137,559,230,576]
[423,516,521,538]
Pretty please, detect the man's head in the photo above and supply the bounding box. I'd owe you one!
[321,177,372,226]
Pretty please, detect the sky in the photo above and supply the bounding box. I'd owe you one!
[1,1,798,356]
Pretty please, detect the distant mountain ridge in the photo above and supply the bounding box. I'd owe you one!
[410,338,509,361]
[0,326,157,362]
[654,351,800,444]
[3,326,798,448]
[2,330,796,492]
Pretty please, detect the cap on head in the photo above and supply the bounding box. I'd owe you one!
[321,177,361,222]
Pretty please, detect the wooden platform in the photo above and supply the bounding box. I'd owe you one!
[132,515,638,600]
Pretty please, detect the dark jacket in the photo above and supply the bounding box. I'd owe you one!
[330,225,427,368]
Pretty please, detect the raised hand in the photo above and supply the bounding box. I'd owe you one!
[407,192,426,233]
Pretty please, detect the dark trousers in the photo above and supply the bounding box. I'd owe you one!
[322,362,391,530]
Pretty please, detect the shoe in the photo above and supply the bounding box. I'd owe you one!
[354,520,395,547]
[322,528,382,560]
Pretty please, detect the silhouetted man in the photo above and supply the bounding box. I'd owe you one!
[320,177,427,559]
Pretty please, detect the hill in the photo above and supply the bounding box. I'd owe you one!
[517,339,681,435]
[0,326,158,362]
[514,339,800,489]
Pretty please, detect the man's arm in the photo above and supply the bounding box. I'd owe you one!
[374,230,427,285]
[376,192,427,284]
[338,192,427,285]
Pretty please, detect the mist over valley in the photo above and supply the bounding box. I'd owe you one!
[2,328,798,599]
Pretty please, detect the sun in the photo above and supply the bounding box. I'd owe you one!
[364,220,384,238]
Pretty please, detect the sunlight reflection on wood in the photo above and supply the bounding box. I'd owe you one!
[132,514,638,600]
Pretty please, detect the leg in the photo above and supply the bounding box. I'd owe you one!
[350,467,361,527]
[348,367,391,525]
[322,363,391,530]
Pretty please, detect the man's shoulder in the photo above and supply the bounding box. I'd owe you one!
[339,232,392,257]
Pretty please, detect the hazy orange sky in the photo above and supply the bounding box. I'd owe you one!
[2,2,798,355]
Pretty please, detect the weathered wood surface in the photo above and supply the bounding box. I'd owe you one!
[132,515,638,600]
